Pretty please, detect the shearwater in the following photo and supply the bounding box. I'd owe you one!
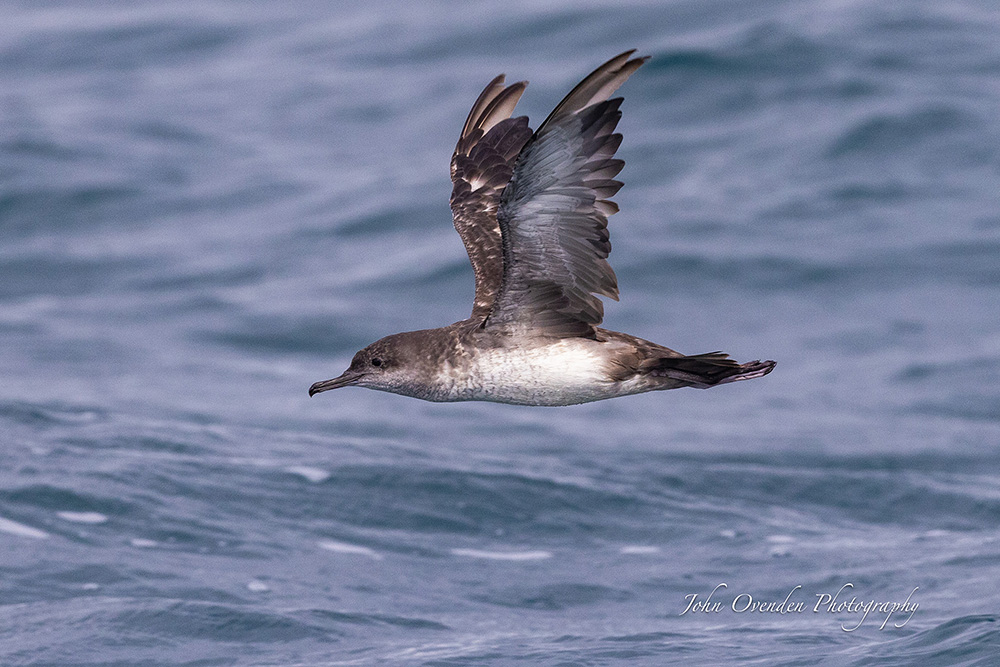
[309,51,775,406]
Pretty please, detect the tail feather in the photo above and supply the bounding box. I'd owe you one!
[647,352,776,389]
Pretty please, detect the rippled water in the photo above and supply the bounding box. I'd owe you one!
[2,1,999,664]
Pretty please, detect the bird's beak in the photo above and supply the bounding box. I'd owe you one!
[309,370,364,396]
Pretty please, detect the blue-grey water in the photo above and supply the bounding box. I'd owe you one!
[2,1,999,664]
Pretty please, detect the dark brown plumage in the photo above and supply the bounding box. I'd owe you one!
[310,51,775,405]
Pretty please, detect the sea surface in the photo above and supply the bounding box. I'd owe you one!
[2,1,1000,664]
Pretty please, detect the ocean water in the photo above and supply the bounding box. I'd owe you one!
[2,0,999,664]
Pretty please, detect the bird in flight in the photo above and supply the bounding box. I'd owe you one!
[310,51,774,406]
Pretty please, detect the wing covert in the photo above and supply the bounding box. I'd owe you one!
[450,76,533,322]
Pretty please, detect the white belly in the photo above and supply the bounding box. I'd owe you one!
[438,338,633,406]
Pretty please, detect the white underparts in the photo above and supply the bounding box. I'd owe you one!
[435,338,644,406]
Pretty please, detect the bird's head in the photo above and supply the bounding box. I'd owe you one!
[308,331,428,397]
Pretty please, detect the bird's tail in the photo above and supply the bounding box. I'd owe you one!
[646,352,775,389]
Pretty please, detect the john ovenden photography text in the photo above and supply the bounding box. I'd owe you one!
[680,583,919,631]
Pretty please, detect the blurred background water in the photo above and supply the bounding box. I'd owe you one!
[2,0,1000,664]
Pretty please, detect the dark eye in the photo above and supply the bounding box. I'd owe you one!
[370,358,383,367]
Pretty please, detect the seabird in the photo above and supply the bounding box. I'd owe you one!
[310,51,775,406]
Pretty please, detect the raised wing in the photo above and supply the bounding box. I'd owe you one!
[450,76,534,322]
[484,50,648,337]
